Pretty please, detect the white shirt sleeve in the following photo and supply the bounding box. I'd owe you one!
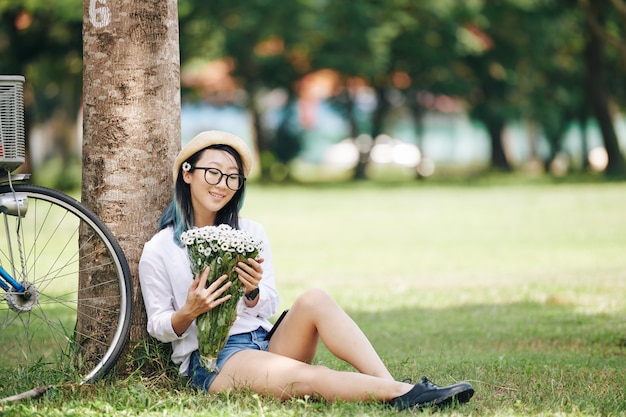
[138,220,280,375]
[138,229,191,343]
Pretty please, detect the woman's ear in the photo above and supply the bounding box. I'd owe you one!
[182,170,193,184]
[181,161,193,184]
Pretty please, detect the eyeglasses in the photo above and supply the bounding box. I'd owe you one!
[192,166,246,191]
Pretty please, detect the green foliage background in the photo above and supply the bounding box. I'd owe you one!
[2,0,626,185]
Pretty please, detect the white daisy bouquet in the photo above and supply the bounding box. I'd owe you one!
[181,224,263,372]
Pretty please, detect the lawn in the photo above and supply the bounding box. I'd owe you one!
[1,179,625,416]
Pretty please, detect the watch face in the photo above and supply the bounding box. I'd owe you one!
[245,288,259,300]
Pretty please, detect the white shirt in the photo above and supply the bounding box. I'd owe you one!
[138,218,279,375]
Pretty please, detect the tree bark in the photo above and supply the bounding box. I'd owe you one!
[82,0,180,375]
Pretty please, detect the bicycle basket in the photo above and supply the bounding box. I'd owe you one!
[0,75,26,172]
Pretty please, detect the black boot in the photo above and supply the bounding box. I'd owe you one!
[391,376,474,411]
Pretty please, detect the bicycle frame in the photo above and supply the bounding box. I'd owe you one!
[0,173,29,296]
[0,173,30,186]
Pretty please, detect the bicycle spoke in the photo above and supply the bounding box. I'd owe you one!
[0,185,131,391]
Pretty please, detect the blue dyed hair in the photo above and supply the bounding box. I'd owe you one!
[159,144,247,246]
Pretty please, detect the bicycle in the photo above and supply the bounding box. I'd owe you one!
[0,75,132,388]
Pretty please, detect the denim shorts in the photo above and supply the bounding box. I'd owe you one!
[188,327,270,392]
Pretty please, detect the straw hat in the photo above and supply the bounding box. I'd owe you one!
[172,130,253,183]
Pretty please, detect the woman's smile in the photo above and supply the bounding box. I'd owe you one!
[183,148,239,226]
[209,190,226,200]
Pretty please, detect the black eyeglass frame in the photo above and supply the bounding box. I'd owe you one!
[191,166,246,191]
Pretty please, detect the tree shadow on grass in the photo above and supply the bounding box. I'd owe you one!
[315,301,626,415]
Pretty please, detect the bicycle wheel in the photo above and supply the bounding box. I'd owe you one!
[0,184,132,388]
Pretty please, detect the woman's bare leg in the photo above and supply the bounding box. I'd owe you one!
[268,288,394,379]
[210,291,474,408]
[210,349,412,401]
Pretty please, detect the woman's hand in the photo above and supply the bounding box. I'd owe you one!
[171,267,232,336]
[236,257,264,295]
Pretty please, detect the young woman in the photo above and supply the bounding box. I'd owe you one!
[139,130,474,411]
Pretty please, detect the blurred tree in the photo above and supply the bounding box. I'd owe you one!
[509,2,587,173]
[0,0,82,184]
[578,0,626,175]
[439,0,593,174]
[307,0,417,180]
[82,0,181,376]
[388,2,471,175]
[579,0,626,70]
[456,2,532,172]
[179,0,309,179]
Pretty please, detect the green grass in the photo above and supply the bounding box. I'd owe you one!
[2,179,625,416]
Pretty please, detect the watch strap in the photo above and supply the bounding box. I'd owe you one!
[245,287,259,300]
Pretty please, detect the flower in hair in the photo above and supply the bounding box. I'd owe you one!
[182,162,192,172]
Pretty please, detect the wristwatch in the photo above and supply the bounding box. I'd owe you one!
[245,287,259,301]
